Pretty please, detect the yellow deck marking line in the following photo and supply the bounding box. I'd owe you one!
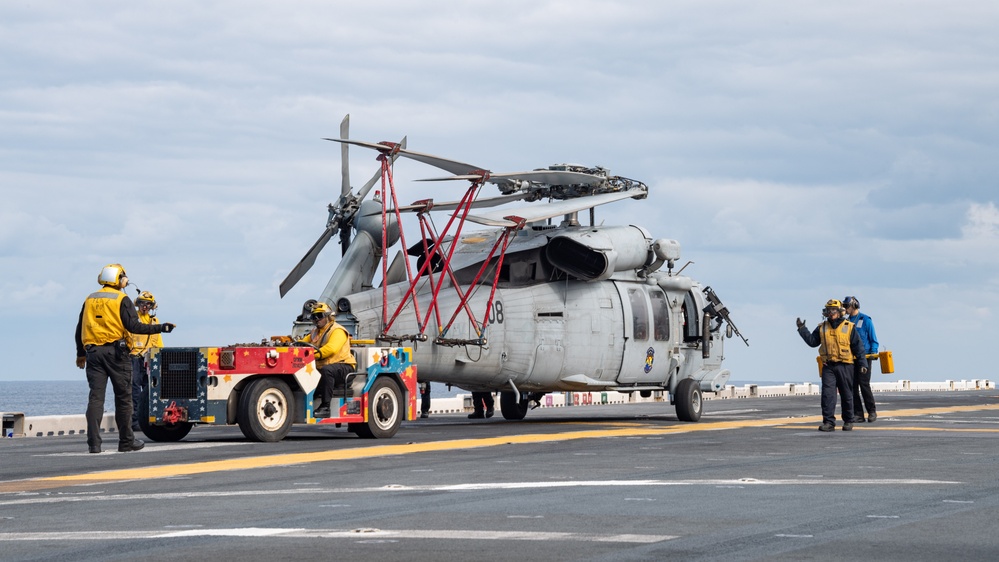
[552,421,649,428]
[841,427,999,433]
[773,425,999,433]
[2,403,997,494]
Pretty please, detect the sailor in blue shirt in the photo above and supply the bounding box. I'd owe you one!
[844,296,879,422]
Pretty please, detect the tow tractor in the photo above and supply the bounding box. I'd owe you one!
[138,339,417,442]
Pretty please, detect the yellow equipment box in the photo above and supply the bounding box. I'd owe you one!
[878,350,894,374]
[865,351,894,374]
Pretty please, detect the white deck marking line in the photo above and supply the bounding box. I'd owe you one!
[0,529,675,543]
[37,441,253,457]
[0,478,961,506]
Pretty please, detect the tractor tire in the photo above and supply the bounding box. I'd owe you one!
[237,378,294,442]
[352,377,403,439]
[137,393,193,442]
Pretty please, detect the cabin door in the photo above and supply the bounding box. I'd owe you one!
[614,283,673,384]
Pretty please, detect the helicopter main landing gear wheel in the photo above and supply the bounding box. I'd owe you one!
[500,391,530,420]
[674,378,703,422]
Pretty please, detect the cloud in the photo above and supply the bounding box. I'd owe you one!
[2,1,998,385]
[1,280,65,313]
[962,201,999,239]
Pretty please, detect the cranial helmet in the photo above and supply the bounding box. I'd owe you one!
[136,291,158,317]
[311,302,333,321]
[842,296,860,309]
[822,299,843,318]
[98,264,127,287]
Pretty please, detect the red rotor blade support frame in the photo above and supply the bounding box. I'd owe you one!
[370,155,524,345]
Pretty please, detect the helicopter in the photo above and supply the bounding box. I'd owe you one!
[279,115,748,423]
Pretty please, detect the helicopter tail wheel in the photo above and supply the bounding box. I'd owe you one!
[674,378,703,422]
[500,391,529,420]
[237,378,294,442]
[353,377,403,439]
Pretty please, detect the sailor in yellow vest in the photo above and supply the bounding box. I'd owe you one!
[297,302,355,418]
[130,291,164,431]
[796,299,868,432]
[74,264,175,453]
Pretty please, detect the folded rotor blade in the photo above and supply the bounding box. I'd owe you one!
[415,174,488,182]
[399,149,517,190]
[462,190,642,228]
[340,115,350,197]
[393,149,485,176]
[488,169,605,186]
[279,222,338,298]
[459,215,521,228]
[393,192,528,213]
[325,138,517,190]
[324,138,398,153]
[416,169,603,189]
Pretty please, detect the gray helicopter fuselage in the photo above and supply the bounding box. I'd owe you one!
[330,224,730,396]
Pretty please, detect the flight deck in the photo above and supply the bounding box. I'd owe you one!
[2,390,998,561]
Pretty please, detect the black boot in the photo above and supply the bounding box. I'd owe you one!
[118,439,145,452]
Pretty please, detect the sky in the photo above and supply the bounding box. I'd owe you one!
[2,1,997,385]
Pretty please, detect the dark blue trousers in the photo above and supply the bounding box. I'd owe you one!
[131,356,146,426]
[821,362,855,426]
[85,346,135,448]
[853,364,876,418]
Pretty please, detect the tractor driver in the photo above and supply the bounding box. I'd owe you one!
[298,302,355,418]
[796,299,867,432]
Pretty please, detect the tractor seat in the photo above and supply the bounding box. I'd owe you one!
[333,371,367,399]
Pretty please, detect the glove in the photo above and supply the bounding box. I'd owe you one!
[795,318,805,329]
[861,366,869,374]
[161,323,176,333]
[76,356,86,369]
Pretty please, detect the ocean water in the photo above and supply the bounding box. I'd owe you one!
[0,380,95,416]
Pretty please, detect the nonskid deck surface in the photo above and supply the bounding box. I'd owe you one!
[2,391,998,561]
